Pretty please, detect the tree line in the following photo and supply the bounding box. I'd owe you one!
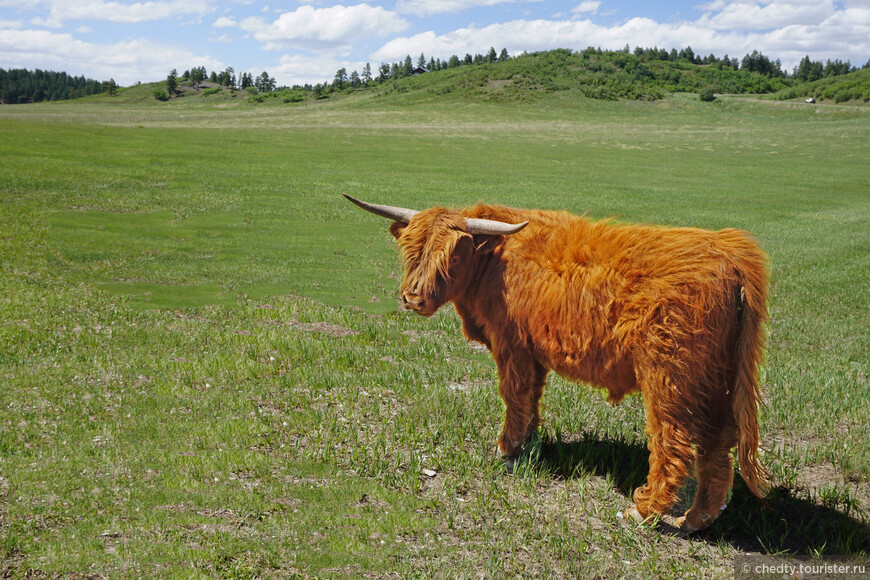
[326,47,511,96]
[154,67,278,100]
[625,45,862,79]
[322,46,863,96]
[3,44,865,105]
[157,47,514,101]
[0,68,117,104]
[188,45,862,101]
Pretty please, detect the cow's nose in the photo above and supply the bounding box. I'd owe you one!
[402,293,425,311]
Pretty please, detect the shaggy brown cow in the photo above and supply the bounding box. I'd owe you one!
[344,194,770,532]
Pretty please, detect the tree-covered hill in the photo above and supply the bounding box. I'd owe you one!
[0,68,114,104]
[774,67,870,103]
[276,47,866,105]
[366,47,800,103]
[6,47,867,107]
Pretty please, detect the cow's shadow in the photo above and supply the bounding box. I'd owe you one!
[519,431,870,555]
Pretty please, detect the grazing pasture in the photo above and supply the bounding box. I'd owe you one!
[0,93,868,577]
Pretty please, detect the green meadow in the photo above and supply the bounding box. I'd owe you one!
[1,91,868,577]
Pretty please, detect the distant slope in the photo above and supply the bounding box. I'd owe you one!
[365,48,793,104]
[79,48,868,108]
[774,68,870,103]
[0,68,108,104]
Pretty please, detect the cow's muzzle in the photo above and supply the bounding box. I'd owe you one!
[401,293,434,317]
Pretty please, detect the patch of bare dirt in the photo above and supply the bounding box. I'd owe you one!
[487,79,513,90]
[290,321,360,337]
[402,329,443,343]
[796,462,870,512]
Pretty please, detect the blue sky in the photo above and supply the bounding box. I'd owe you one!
[1,0,867,87]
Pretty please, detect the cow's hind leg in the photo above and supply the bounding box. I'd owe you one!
[630,413,695,523]
[677,436,736,532]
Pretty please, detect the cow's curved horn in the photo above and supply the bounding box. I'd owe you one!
[343,194,418,223]
[466,218,529,236]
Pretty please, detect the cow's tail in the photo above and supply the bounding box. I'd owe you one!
[733,257,770,500]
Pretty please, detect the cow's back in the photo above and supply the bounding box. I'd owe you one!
[460,205,765,394]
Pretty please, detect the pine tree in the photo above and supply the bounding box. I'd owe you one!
[166,69,178,95]
[378,63,390,82]
[334,68,347,91]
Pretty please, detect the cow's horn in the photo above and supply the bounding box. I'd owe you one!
[466,218,529,236]
[343,194,418,223]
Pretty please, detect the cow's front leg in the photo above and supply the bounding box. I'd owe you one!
[494,350,547,459]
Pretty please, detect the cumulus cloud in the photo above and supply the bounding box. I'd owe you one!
[268,53,369,86]
[32,0,213,24]
[0,28,222,84]
[571,1,600,15]
[213,16,236,27]
[241,4,409,54]
[372,11,870,71]
[697,0,838,31]
[395,0,541,17]
[373,19,618,63]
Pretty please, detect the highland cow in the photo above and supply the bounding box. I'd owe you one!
[345,194,770,532]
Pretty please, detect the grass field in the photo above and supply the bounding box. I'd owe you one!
[1,90,868,578]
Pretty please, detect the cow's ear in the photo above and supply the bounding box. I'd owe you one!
[389,221,406,240]
[473,234,503,254]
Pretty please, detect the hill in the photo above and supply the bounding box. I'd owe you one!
[141,48,867,108]
[773,67,870,103]
[0,68,110,104]
[49,48,870,109]
[362,48,795,104]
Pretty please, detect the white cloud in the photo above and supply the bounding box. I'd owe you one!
[571,1,600,15]
[269,53,368,86]
[14,0,213,25]
[698,0,838,31]
[749,6,870,66]
[30,16,62,27]
[0,28,222,84]
[97,0,211,23]
[372,12,870,71]
[395,0,542,17]
[213,15,236,27]
[0,18,24,28]
[241,4,409,54]
[373,19,602,63]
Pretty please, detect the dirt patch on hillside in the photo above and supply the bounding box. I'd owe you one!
[288,321,360,338]
[487,79,513,90]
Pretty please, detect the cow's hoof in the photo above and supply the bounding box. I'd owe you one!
[623,506,647,525]
[500,454,518,475]
[675,513,712,533]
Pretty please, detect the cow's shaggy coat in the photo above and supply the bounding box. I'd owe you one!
[372,201,769,531]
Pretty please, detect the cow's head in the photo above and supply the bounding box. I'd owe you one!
[344,194,527,317]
